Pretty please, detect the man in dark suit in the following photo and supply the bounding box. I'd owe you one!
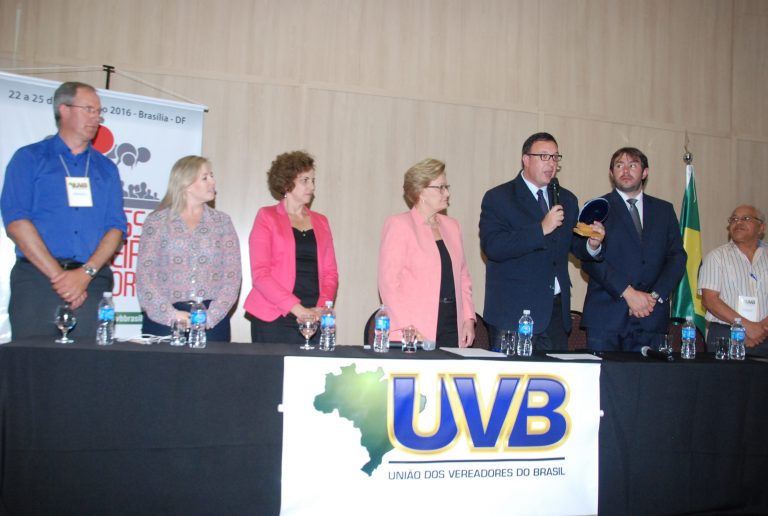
[480,132,605,351]
[581,147,687,352]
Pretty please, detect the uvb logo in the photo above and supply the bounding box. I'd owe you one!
[313,364,570,476]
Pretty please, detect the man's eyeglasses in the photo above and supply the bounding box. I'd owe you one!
[66,104,102,115]
[424,185,451,193]
[526,153,563,162]
[728,215,764,224]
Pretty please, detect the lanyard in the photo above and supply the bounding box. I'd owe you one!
[59,153,91,178]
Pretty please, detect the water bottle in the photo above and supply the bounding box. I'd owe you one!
[729,317,746,360]
[189,297,207,349]
[680,316,696,359]
[96,292,115,346]
[319,300,336,351]
[516,310,533,357]
[373,304,390,353]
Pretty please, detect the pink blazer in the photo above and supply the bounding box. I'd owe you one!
[244,200,338,321]
[378,207,475,342]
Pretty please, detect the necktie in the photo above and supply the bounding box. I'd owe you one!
[537,189,549,215]
[628,198,642,238]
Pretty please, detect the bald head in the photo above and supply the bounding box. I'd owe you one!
[728,205,765,245]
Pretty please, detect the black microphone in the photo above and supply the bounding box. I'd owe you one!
[549,177,560,206]
[641,346,674,361]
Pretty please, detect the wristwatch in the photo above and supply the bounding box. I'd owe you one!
[650,291,663,304]
[82,264,98,278]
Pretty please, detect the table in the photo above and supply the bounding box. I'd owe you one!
[0,339,766,515]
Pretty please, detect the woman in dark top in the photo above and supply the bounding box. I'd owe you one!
[244,151,338,344]
[377,158,476,348]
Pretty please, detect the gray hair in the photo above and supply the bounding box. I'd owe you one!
[53,82,96,128]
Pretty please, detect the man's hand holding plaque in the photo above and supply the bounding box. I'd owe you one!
[574,197,609,239]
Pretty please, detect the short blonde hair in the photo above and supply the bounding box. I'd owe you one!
[157,155,210,214]
[403,158,446,208]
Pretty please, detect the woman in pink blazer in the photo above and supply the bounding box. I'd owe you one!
[244,151,338,344]
[378,158,475,347]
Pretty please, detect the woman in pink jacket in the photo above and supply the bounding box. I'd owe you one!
[244,151,338,345]
[378,158,476,348]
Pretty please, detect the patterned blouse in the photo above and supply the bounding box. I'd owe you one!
[137,205,241,327]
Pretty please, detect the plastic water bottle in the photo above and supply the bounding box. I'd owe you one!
[319,300,336,351]
[680,316,696,359]
[373,304,390,353]
[516,310,533,357]
[96,292,115,346]
[189,297,207,349]
[729,317,746,360]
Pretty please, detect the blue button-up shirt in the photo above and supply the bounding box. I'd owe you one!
[1,134,127,263]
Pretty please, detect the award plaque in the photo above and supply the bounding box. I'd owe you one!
[573,197,609,238]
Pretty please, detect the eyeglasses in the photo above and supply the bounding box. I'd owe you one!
[424,184,451,193]
[526,153,563,162]
[728,215,764,224]
[66,104,102,115]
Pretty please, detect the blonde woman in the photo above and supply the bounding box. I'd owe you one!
[378,158,475,347]
[137,155,241,341]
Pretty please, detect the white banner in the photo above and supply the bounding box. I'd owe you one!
[282,357,600,516]
[0,71,205,341]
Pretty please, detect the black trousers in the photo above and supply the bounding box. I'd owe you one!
[9,259,113,340]
[250,313,320,346]
[436,299,458,348]
[142,300,232,342]
[487,294,568,352]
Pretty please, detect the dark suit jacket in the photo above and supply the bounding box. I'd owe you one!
[581,190,687,333]
[480,172,596,333]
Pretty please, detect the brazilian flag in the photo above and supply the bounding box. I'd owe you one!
[671,161,706,334]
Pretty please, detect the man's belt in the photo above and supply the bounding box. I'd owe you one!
[18,257,84,270]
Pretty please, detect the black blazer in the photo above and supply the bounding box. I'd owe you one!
[581,190,687,333]
[480,172,597,333]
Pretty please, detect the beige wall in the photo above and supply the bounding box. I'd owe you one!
[1,0,766,344]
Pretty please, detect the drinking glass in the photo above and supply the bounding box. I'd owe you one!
[297,315,318,350]
[658,334,672,355]
[502,330,517,357]
[54,304,77,344]
[402,325,417,354]
[715,337,729,360]
[494,329,515,356]
[170,319,188,347]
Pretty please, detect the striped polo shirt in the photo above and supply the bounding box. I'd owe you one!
[698,241,767,324]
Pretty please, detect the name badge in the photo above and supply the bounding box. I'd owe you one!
[737,295,758,322]
[65,177,93,207]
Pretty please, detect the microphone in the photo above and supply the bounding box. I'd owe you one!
[549,177,560,206]
[641,346,674,361]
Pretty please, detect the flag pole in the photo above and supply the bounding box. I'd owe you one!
[671,147,706,334]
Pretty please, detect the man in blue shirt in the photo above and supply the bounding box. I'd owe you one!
[1,81,127,339]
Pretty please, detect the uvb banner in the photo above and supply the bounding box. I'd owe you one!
[282,357,600,516]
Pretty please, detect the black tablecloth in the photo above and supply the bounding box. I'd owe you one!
[0,339,766,515]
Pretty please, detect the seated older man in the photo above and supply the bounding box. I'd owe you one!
[699,204,768,356]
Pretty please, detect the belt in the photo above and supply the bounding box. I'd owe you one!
[18,257,84,270]
[439,297,456,304]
